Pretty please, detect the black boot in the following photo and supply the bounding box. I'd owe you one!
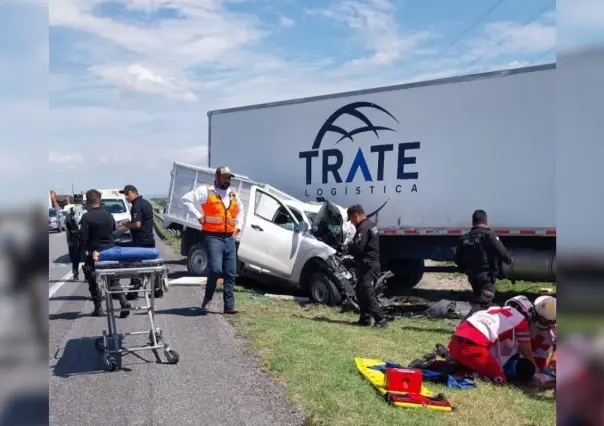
[356,313,371,326]
[117,295,131,319]
[374,318,388,329]
[73,270,79,281]
[91,298,104,317]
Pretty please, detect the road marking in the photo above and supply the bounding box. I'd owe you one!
[49,270,76,298]
[169,276,207,285]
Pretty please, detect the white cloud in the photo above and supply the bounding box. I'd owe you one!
[311,0,435,67]
[279,15,295,28]
[49,151,83,164]
[90,63,198,102]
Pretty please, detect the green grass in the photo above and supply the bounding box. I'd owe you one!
[153,217,181,246]
[233,291,555,426]
[158,232,555,425]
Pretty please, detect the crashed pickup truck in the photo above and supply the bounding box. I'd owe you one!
[163,162,389,305]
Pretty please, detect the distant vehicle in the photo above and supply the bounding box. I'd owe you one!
[48,208,66,233]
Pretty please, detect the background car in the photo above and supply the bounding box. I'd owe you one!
[48,207,65,233]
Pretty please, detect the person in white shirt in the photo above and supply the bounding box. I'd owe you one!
[181,166,244,314]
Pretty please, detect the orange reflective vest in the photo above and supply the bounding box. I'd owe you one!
[201,185,240,234]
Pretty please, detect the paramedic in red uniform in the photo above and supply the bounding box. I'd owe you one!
[447,295,537,384]
[181,166,244,314]
[529,295,556,372]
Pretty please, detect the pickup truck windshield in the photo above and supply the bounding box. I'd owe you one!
[101,199,128,214]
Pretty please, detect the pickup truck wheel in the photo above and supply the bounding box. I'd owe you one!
[187,243,209,276]
[309,272,343,306]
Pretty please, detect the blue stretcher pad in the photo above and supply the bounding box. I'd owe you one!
[98,246,160,262]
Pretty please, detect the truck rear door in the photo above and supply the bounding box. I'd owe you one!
[238,186,304,278]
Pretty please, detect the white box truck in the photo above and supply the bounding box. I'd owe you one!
[207,64,556,290]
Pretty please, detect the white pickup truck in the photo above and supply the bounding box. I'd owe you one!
[163,162,362,305]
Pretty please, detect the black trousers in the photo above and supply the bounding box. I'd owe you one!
[83,253,121,300]
[68,241,82,274]
[462,272,496,320]
[356,266,385,322]
[130,240,157,290]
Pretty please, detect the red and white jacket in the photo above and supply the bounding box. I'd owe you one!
[455,306,531,366]
[530,323,556,371]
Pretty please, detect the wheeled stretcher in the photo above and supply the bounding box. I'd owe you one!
[93,247,178,371]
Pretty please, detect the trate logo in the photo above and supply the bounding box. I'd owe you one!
[298,101,419,198]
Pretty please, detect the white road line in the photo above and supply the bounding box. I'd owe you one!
[49,270,76,298]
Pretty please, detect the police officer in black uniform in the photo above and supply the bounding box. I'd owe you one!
[65,193,85,280]
[346,204,388,329]
[117,185,160,299]
[454,209,513,320]
[80,189,131,317]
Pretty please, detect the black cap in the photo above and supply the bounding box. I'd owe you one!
[73,194,83,201]
[119,185,138,194]
[215,166,235,178]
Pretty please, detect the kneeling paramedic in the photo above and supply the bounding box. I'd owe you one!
[528,295,557,372]
[346,204,387,329]
[80,189,131,318]
[181,166,243,314]
[447,295,536,384]
[454,209,513,320]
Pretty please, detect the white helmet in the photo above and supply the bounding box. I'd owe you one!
[533,295,556,327]
[504,295,535,321]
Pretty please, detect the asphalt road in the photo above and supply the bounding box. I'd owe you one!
[48,232,305,426]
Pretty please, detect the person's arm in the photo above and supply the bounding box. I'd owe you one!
[122,202,141,229]
[181,185,208,224]
[453,237,465,271]
[235,191,245,235]
[487,230,513,264]
[80,215,90,253]
[347,227,368,257]
[65,214,73,244]
[516,319,535,363]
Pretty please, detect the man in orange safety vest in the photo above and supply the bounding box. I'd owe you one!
[181,166,244,314]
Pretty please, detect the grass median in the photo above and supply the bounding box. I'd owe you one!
[232,290,555,426]
[155,225,555,425]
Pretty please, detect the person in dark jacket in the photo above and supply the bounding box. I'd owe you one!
[80,189,131,317]
[117,185,160,299]
[65,194,86,280]
[454,209,513,320]
[346,204,388,329]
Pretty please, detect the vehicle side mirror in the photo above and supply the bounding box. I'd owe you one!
[294,222,309,233]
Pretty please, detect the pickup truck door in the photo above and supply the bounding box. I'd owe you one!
[238,186,304,278]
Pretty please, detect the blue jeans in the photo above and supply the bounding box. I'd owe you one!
[204,234,237,309]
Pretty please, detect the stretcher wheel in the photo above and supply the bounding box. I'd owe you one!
[162,276,170,293]
[95,337,105,352]
[164,349,180,364]
[104,355,119,372]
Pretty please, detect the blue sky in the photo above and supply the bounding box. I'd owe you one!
[1,0,603,201]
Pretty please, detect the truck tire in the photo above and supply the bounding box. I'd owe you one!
[309,271,343,306]
[388,259,425,292]
[187,243,209,276]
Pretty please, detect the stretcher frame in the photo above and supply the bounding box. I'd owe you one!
[93,259,179,371]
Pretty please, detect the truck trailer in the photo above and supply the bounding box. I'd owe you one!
[207,64,556,289]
